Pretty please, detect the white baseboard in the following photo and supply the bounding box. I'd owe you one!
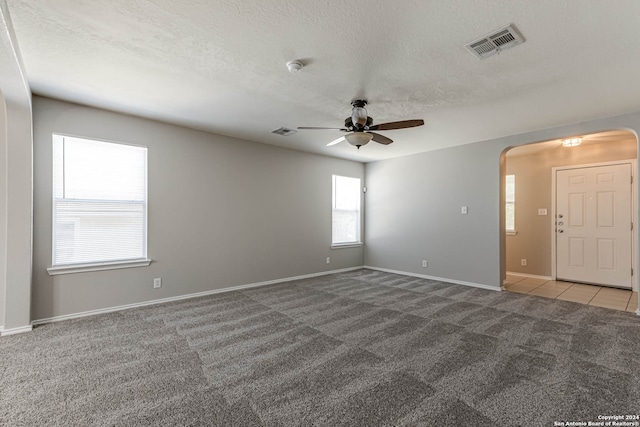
[32,266,365,327]
[0,324,33,336]
[364,266,501,292]
[505,271,552,281]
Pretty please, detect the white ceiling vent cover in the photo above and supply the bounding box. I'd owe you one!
[271,127,297,136]
[465,25,524,60]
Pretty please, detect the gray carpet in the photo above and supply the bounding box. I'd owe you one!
[2,269,639,426]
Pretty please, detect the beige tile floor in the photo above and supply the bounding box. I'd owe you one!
[504,274,639,313]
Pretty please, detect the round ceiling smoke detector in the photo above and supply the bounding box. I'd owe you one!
[286,60,303,73]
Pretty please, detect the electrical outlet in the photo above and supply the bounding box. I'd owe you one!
[326,257,331,264]
[520,259,527,266]
[422,260,428,268]
[153,278,162,288]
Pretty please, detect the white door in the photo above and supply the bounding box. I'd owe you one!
[556,163,632,289]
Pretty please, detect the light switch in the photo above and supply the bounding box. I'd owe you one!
[461,206,468,215]
[538,208,548,216]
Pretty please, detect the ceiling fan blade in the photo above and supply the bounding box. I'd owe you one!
[326,136,345,146]
[298,126,348,131]
[368,132,393,145]
[369,119,424,131]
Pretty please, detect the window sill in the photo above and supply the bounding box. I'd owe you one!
[506,231,518,236]
[331,242,363,249]
[47,259,152,276]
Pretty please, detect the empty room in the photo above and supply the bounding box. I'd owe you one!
[1,1,640,426]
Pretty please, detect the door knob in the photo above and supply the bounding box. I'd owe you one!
[558,221,564,226]
[558,229,564,233]
[558,214,564,218]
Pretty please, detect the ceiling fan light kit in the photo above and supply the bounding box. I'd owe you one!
[297,99,424,149]
[344,132,373,148]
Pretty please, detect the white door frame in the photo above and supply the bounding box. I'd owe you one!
[551,159,638,292]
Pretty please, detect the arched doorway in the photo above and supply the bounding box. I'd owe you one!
[501,130,639,313]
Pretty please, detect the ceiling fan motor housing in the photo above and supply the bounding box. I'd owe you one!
[345,116,373,130]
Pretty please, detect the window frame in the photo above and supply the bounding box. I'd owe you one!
[331,174,363,248]
[47,134,151,275]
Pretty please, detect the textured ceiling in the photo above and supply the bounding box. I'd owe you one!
[7,0,640,162]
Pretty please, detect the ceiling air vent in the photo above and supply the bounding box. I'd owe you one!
[465,24,524,60]
[271,127,297,136]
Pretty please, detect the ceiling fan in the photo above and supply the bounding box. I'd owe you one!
[298,100,424,149]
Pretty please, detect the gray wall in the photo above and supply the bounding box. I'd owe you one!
[32,96,364,320]
[365,114,640,290]
[0,92,5,326]
[1,0,34,332]
[365,142,500,287]
[506,138,637,276]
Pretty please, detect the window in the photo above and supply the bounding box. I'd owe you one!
[332,175,362,246]
[49,135,149,273]
[505,174,515,233]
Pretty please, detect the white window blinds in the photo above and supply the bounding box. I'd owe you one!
[332,175,361,245]
[52,135,148,266]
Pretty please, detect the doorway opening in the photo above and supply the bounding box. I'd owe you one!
[501,130,639,312]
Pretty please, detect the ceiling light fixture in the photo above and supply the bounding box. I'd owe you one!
[286,60,304,73]
[344,132,373,149]
[562,137,582,147]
